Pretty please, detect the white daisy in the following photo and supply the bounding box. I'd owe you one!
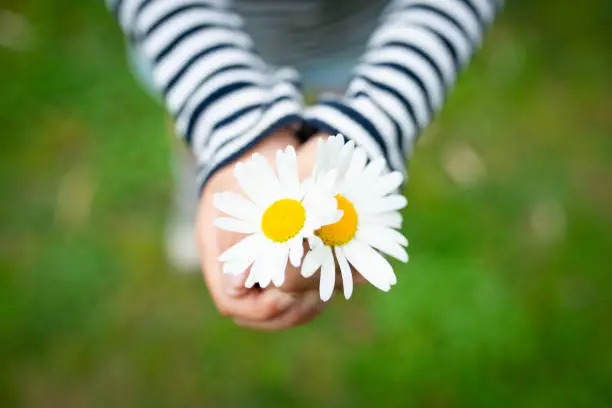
[301,135,409,301]
[213,145,341,288]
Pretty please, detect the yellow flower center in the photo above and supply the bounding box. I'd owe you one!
[315,194,358,246]
[261,198,306,243]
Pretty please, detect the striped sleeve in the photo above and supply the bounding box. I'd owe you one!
[106,0,304,189]
[303,0,503,175]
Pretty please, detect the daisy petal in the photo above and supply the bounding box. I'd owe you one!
[360,194,407,214]
[302,173,342,230]
[218,234,265,263]
[363,157,387,180]
[299,177,314,199]
[337,139,355,179]
[389,269,397,286]
[379,227,409,247]
[331,134,345,150]
[343,240,395,292]
[380,194,408,212]
[276,146,300,199]
[376,171,404,195]
[306,234,324,249]
[250,154,281,204]
[328,136,345,172]
[313,137,327,177]
[272,247,289,287]
[320,209,343,227]
[320,249,335,301]
[251,251,272,288]
[361,212,403,229]
[308,235,324,249]
[317,168,338,192]
[212,192,259,221]
[335,246,353,299]
[301,245,327,278]
[222,257,253,276]
[344,147,368,186]
[288,237,304,267]
[234,162,267,208]
[214,217,258,234]
[356,229,409,263]
[245,271,257,288]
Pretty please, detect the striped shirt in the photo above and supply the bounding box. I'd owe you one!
[233,0,388,69]
[107,0,502,188]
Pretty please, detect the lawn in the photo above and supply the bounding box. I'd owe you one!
[1,1,611,407]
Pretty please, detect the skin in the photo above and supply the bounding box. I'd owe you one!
[197,128,364,331]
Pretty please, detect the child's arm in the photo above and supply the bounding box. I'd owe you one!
[106,0,328,330]
[106,0,304,189]
[303,0,503,174]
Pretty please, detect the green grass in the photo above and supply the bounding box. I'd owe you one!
[1,1,612,407]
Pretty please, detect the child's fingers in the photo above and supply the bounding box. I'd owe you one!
[234,290,326,331]
[202,254,298,321]
[279,262,321,292]
[279,250,368,295]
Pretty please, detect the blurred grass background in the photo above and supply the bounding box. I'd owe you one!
[1,0,612,406]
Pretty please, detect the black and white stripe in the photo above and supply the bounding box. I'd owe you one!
[304,0,502,176]
[107,0,501,189]
[107,0,303,188]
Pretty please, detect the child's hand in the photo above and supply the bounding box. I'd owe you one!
[197,128,327,331]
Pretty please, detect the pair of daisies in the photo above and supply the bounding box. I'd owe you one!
[213,135,408,301]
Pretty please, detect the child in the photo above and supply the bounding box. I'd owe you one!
[107,0,502,330]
